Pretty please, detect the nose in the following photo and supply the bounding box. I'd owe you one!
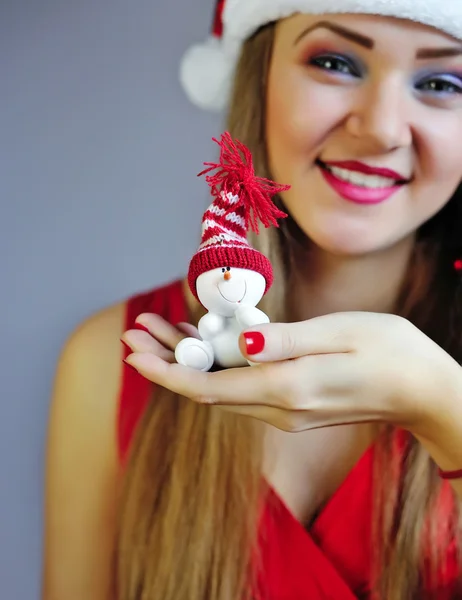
[224,271,231,281]
[346,77,412,152]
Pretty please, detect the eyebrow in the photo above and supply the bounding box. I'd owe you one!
[294,21,373,49]
[294,20,462,59]
[417,47,462,59]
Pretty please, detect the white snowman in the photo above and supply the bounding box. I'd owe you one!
[174,131,289,371]
[175,264,270,371]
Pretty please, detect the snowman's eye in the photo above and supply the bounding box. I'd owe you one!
[226,267,231,271]
[222,268,225,273]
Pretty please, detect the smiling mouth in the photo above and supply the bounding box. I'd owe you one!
[218,281,247,303]
[316,159,410,188]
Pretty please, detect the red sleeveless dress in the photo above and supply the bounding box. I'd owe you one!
[118,279,460,599]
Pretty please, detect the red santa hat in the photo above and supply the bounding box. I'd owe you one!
[188,132,290,300]
[180,0,462,112]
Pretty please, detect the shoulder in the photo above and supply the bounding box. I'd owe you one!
[49,278,190,454]
[47,277,192,470]
[54,298,126,416]
[46,280,185,469]
[45,298,128,506]
[67,299,126,357]
[42,297,128,597]
[63,277,188,363]
[42,281,188,597]
[46,281,169,478]
[52,278,178,414]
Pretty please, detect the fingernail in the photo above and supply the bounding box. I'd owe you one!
[243,332,265,355]
[134,322,150,334]
[123,359,138,373]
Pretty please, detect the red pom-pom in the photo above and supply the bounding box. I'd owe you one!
[454,259,462,271]
[198,132,290,233]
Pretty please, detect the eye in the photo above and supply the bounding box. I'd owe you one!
[226,267,231,271]
[222,268,225,273]
[308,53,361,78]
[416,74,462,95]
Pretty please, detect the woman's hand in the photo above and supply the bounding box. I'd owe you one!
[122,311,460,436]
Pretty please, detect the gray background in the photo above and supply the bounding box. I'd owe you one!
[1,0,221,596]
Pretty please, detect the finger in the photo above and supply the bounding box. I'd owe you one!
[134,313,188,350]
[121,330,175,362]
[124,352,289,407]
[239,314,356,362]
[176,322,200,339]
[124,352,212,400]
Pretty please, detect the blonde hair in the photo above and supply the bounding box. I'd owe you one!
[116,23,462,600]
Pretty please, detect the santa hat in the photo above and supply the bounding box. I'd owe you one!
[188,132,290,300]
[180,0,462,112]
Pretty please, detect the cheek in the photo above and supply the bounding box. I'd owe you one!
[266,61,348,177]
[417,121,462,205]
[416,110,462,175]
[433,140,462,185]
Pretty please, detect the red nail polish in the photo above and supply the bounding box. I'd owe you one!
[121,340,132,353]
[243,332,265,355]
[134,323,150,334]
[123,359,138,373]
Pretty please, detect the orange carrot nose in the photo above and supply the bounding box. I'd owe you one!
[224,271,232,281]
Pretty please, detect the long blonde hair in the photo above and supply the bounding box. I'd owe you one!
[116,23,462,599]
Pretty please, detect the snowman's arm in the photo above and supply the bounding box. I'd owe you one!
[235,305,270,329]
[198,312,227,341]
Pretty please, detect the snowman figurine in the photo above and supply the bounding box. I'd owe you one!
[175,264,269,371]
[174,131,290,372]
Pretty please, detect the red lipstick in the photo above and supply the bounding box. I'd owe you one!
[322,160,408,182]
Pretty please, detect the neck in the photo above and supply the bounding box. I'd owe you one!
[288,236,416,322]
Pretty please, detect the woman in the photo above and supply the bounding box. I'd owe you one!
[42,0,462,598]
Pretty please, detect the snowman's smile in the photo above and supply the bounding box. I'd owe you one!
[218,280,247,303]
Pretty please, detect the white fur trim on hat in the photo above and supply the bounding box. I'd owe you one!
[180,0,462,112]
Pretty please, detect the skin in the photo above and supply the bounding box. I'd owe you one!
[43,14,462,600]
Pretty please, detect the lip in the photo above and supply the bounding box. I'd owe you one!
[321,160,408,182]
[318,162,403,205]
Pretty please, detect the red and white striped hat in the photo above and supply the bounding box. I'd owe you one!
[188,132,290,300]
[180,0,462,112]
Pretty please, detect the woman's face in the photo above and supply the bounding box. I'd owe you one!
[266,14,462,256]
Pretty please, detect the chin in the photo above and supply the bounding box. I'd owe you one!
[293,214,395,258]
[310,238,380,258]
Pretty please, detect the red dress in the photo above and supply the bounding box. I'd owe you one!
[118,279,459,599]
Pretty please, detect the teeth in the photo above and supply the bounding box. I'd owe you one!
[327,166,397,188]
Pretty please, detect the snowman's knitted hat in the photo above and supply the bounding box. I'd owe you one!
[188,132,290,300]
[180,0,462,112]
